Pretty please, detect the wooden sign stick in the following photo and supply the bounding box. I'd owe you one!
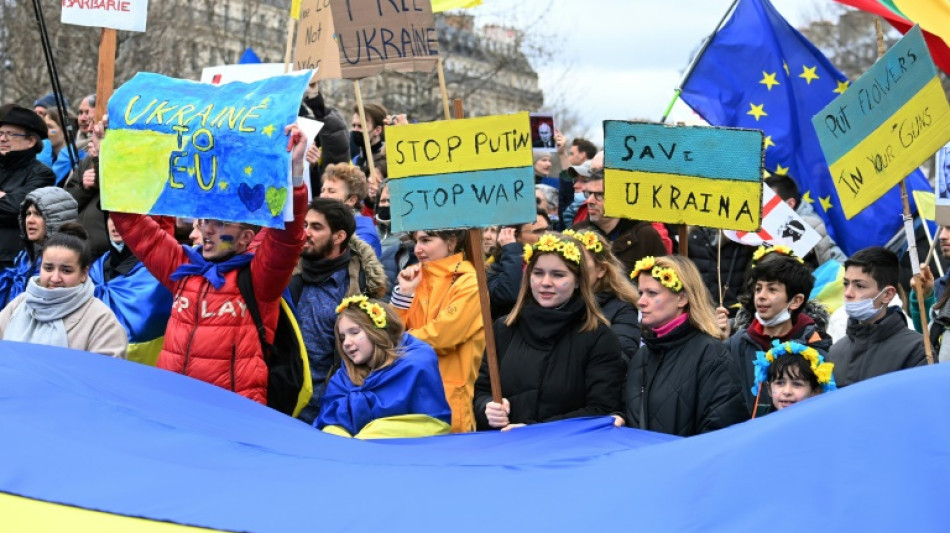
[678,226,689,256]
[717,229,724,307]
[353,80,378,181]
[283,17,296,73]
[924,226,942,268]
[437,57,451,121]
[94,28,116,122]
[922,220,944,277]
[875,19,934,364]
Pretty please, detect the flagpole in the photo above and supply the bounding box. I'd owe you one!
[660,0,739,123]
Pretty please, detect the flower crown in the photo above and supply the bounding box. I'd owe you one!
[561,229,604,254]
[752,339,836,396]
[751,245,804,267]
[629,256,683,292]
[523,233,582,264]
[335,295,388,329]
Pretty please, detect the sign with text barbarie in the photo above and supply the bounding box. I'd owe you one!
[812,25,950,220]
[293,0,341,79]
[603,121,764,231]
[334,0,439,79]
[386,113,535,233]
[61,0,149,32]
[100,71,312,228]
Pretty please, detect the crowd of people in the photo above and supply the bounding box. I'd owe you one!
[0,81,936,439]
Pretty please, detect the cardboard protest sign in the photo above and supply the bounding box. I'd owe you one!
[100,71,312,228]
[61,0,148,32]
[603,121,763,231]
[812,25,950,220]
[936,142,950,225]
[386,113,535,233]
[293,0,341,79]
[723,185,821,258]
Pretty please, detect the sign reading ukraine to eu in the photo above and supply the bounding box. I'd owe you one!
[386,113,535,233]
[100,71,312,228]
[812,25,950,219]
[603,121,763,231]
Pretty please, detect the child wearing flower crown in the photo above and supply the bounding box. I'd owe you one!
[751,340,836,415]
[315,296,452,439]
[725,246,832,415]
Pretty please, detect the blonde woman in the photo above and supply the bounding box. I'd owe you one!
[473,233,623,431]
[316,296,452,439]
[620,255,748,436]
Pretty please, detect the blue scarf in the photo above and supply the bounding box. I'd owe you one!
[169,245,254,289]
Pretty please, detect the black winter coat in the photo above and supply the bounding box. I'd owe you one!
[63,156,110,260]
[624,321,749,436]
[487,243,524,320]
[688,228,754,313]
[829,307,926,387]
[473,297,624,430]
[0,150,55,266]
[597,292,641,364]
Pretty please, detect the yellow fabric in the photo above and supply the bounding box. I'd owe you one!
[431,0,483,14]
[893,1,950,47]
[322,415,452,440]
[394,253,485,433]
[126,336,165,366]
[0,492,230,532]
[282,298,313,418]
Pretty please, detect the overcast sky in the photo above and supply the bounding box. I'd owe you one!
[472,0,826,145]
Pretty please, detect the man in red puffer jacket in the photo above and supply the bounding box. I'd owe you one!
[111,126,308,405]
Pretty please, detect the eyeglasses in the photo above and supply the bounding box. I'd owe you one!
[0,130,30,140]
[582,190,605,202]
[197,219,237,231]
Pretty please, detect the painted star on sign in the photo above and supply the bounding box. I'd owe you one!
[820,196,834,212]
[833,80,850,94]
[747,103,767,121]
[799,65,820,85]
[760,71,780,91]
[261,124,276,137]
[244,166,253,176]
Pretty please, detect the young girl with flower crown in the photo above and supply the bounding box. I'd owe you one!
[473,233,624,431]
[315,296,452,439]
[619,255,748,436]
[751,340,836,415]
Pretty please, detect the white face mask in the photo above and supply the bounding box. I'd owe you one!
[844,289,886,322]
[756,306,791,327]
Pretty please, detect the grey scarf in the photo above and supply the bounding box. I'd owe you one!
[4,277,94,348]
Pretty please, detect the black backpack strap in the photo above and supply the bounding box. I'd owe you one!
[288,275,304,307]
[237,266,270,359]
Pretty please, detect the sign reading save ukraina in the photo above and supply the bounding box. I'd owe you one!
[812,25,950,220]
[100,71,312,228]
[386,113,535,233]
[603,121,763,231]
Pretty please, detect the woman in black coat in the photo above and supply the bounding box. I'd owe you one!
[621,255,749,436]
[473,233,624,431]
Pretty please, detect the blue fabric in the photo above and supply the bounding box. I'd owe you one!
[679,0,931,256]
[89,253,173,344]
[315,333,452,434]
[0,251,36,308]
[169,246,253,289]
[355,214,382,257]
[0,341,948,531]
[238,48,261,64]
[35,140,83,185]
[296,268,348,424]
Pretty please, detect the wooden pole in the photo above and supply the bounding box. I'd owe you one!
[353,80,378,181]
[437,57,451,121]
[453,98,503,404]
[678,225,689,256]
[283,17,296,73]
[922,220,944,277]
[924,226,941,268]
[875,19,933,364]
[717,229,724,307]
[94,28,116,122]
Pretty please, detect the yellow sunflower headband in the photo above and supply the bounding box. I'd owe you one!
[561,229,604,254]
[523,233,582,264]
[335,295,388,329]
[752,340,837,396]
[751,245,804,267]
[629,256,683,293]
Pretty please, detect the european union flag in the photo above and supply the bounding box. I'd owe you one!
[680,0,931,256]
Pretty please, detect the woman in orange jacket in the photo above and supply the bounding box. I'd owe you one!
[390,229,485,433]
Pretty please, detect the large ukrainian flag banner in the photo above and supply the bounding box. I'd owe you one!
[812,26,950,219]
[100,71,311,228]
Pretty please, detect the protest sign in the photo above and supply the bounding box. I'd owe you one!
[100,71,312,228]
[936,142,950,225]
[200,63,288,85]
[603,121,763,231]
[386,112,535,233]
[812,25,950,220]
[61,0,148,32]
[723,185,821,258]
[293,0,341,79]
[330,0,439,79]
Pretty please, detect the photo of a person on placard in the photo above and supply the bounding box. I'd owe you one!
[939,145,950,200]
[531,115,556,149]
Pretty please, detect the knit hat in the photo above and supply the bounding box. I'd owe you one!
[33,93,69,111]
[0,105,48,140]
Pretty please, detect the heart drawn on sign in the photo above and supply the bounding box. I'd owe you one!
[238,183,265,212]
[266,186,288,217]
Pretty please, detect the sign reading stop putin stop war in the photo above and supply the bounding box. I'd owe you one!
[603,121,763,231]
[812,25,950,220]
[387,113,535,233]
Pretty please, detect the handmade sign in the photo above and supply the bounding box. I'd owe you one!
[603,121,763,231]
[100,71,312,228]
[812,25,950,220]
[723,185,821,258]
[293,0,341,79]
[936,141,950,225]
[386,112,535,232]
[200,63,287,85]
[61,0,148,32]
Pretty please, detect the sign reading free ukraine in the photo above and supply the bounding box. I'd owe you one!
[812,25,950,220]
[386,113,535,233]
[603,121,763,231]
[100,71,312,229]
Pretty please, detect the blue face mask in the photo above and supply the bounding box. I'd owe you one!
[844,289,886,322]
[111,240,125,253]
